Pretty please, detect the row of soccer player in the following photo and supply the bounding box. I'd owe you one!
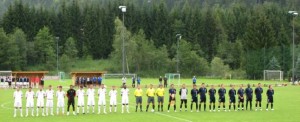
[12,83,274,117]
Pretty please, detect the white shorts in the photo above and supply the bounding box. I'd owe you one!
[122,97,129,104]
[36,99,44,107]
[87,98,95,106]
[98,98,106,105]
[57,100,64,108]
[77,98,85,106]
[14,101,22,107]
[110,99,117,105]
[46,100,54,107]
[26,100,34,107]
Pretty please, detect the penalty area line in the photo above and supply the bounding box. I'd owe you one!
[154,112,193,122]
[1,101,13,110]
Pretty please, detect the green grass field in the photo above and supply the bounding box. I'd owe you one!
[0,78,299,122]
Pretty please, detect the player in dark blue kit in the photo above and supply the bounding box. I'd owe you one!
[255,83,263,111]
[190,85,199,112]
[97,76,102,86]
[167,84,177,112]
[218,84,226,112]
[245,84,253,110]
[208,85,216,112]
[228,85,236,111]
[237,84,245,110]
[266,85,274,111]
[199,83,207,111]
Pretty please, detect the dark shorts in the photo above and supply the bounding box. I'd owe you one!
[68,99,75,105]
[210,97,216,103]
[200,97,206,103]
[267,97,273,103]
[147,97,155,104]
[169,96,175,102]
[98,81,102,85]
[239,98,244,103]
[246,96,252,101]
[181,99,187,104]
[158,96,164,103]
[230,97,236,103]
[219,96,225,103]
[136,96,142,104]
[192,97,198,103]
[256,97,262,102]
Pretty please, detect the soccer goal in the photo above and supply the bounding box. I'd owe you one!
[59,72,65,81]
[103,73,136,83]
[165,73,181,87]
[263,70,283,81]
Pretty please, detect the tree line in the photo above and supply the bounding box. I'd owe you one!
[0,0,299,79]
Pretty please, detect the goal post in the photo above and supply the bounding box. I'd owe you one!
[263,70,283,82]
[103,73,137,82]
[165,73,181,87]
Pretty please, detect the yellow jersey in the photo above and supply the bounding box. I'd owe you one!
[146,88,155,97]
[134,89,143,97]
[155,88,165,96]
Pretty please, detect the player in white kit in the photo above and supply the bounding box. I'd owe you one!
[36,85,45,116]
[56,86,65,115]
[109,86,117,112]
[77,85,85,114]
[121,85,130,113]
[13,86,23,117]
[97,84,107,114]
[87,85,95,113]
[25,87,35,117]
[45,85,54,116]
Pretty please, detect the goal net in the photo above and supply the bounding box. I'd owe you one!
[165,73,181,87]
[263,70,283,81]
[103,73,136,83]
[59,72,65,81]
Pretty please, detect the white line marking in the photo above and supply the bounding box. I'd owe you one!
[1,102,13,110]
[155,112,193,122]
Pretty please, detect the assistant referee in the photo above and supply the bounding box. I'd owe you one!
[146,84,155,112]
[156,85,165,112]
[134,85,143,112]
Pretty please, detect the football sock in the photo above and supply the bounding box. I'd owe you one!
[87,106,90,112]
[266,104,268,109]
[152,105,155,110]
[242,104,244,109]
[199,104,202,111]
[57,108,59,114]
[158,105,160,111]
[223,105,225,110]
[77,106,80,113]
[174,105,176,110]
[126,105,129,111]
[185,104,187,109]
[62,108,64,114]
[146,105,149,111]
[229,105,231,110]
[103,106,106,112]
[255,103,257,109]
[168,104,170,110]
[36,108,39,114]
[42,108,44,114]
[98,106,101,113]
[213,105,215,110]
[196,104,198,110]
[271,103,273,109]
[20,109,22,115]
[190,104,193,110]
[218,106,220,110]
[92,106,95,112]
[32,108,34,115]
[82,106,85,113]
[51,107,53,114]
[234,105,236,110]
[204,104,206,111]
[140,105,142,110]
[114,105,117,112]
[259,103,261,108]
[46,108,48,114]
[209,105,211,110]
[26,108,28,115]
[238,104,240,109]
[161,105,163,111]
[136,105,138,111]
[122,105,124,112]
[14,108,17,115]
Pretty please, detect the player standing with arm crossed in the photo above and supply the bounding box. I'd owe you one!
[66,85,76,116]
[77,85,85,114]
[179,84,188,112]
[266,85,274,111]
[245,84,253,111]
[167,84,177,112]
[45,85,54,116]
[56,86,65,115]
[228,85,237,112]
[25,87,35,117]
[13,86,23,117]
[190,85,199,112]
[218,84,226,112]
[134,85,143,112]
[208,85,216,112]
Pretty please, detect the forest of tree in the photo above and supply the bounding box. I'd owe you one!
[0,0,299,79]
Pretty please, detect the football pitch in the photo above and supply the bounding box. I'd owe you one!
[0,78,299,122]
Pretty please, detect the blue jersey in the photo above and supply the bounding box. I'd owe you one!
[237,88,244,97]
[169,88,176,95]
[97,77,102,82]
[228,89,236,98]
[209,88,216,98]
[191,89,199,98]
[245,87,253,97]
[93,77,97,82]
[192,78,196,83]
[199,87,207,97]
[266,89,274,98]
[137,78,141,83]
[218,88,226,97]
[255,87,263,98]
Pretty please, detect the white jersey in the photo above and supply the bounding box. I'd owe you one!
[14,91,23,102]
[121,88,129,98]
[25,91,35,102]
[36,90,45,100]
[98,88,106,105]
[109,90,117,105]
[77,89,85,100]
[56,90,65,101]
[180,88,188,99]
[87,88,95,99]
[46,89,54,100]
[122,77,127,84]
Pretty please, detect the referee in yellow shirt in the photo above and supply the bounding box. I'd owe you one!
[156,85,165,112]
[134,85,143,112]
[146,84,155,112]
